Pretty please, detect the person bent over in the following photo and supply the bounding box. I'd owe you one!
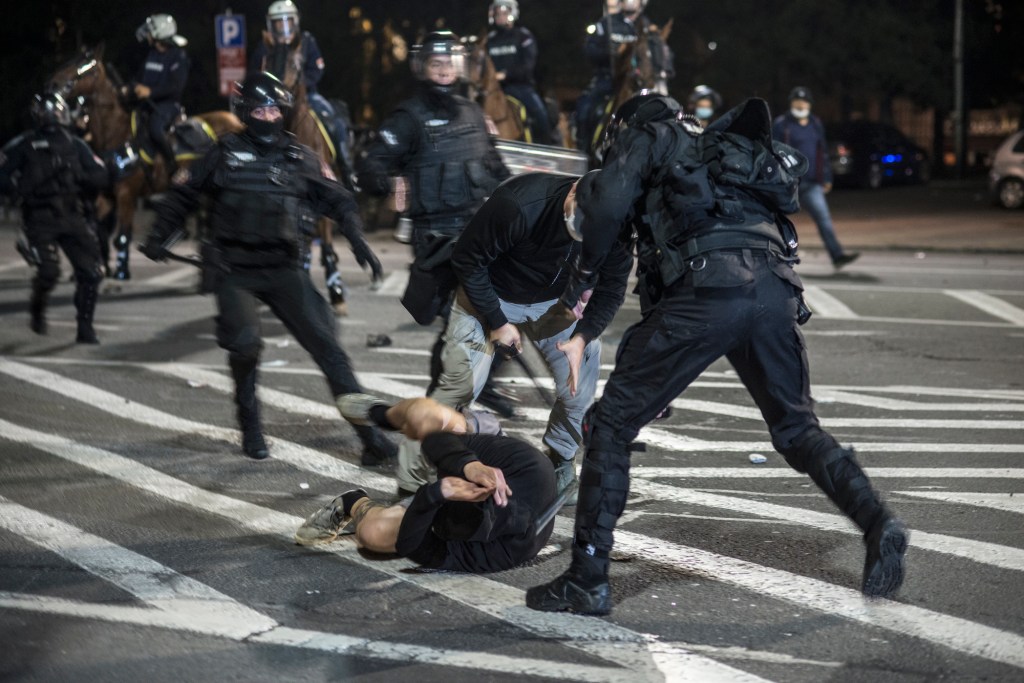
[296,396,559,572]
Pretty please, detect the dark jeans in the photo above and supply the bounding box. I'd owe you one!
[214,266,362,398]
[503,83,553,145]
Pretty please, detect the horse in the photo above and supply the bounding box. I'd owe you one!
[585,18,673,161]
[46,45,243,281]
[254,33,353,314]
[463,34,529,142]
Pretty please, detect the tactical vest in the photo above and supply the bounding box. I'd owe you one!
[398,96,498,220]
[19,129,80,209]
[643,125,802,287]
[209,134,313,266]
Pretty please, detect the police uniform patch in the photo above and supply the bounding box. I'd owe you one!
[267,165,287,185]
[172,167,191,185]
[381,129,398,146]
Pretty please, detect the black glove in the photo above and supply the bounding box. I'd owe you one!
[350,235,383,281]
[558,259,598,311]
[138,240,168,262]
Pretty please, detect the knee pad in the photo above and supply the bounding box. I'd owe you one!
[221,332,262,362]
[575,446,631,553]
[778,427,839,474]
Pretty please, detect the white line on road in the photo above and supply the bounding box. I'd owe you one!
[630,467,1024,480]
[944,290,1024,326]
[802,285,860,319]
[374,270,409,297]
[578,518,1024,671]
[628,479,1024,573]
[0,419,760,683]
[894,491,1024,515]
[0,497,276,637]
[141,265,199,288]
[0,592,638,683]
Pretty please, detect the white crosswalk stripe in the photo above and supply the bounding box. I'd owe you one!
[2,351,1023,679]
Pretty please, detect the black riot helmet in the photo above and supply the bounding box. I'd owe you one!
[31,92,73,129]
[411,30,466,92]
[595,91,691,164]
[232,72,294,141]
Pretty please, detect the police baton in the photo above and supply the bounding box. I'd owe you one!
[534,480,578,538]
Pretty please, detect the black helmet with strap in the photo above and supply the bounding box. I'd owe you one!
[232,72,294,140]
[596,91,695,164]
[411,30,466,88]
[31,92,73,129]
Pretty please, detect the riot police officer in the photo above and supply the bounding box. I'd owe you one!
[0,92,108,343]
[132,13,189,178]
[357,29,514,472]
[486,0,555,145]
[250,0,353,177]
[526,94,908,615]
[140,72,394,465]
[576,0,674,151]
[357,30,510,260]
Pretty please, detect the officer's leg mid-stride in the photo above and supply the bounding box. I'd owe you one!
[526,254,909,616]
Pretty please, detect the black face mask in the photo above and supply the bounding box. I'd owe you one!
[246,117,284,143]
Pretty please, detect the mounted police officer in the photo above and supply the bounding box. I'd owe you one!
[486,0,555,145]
[140,72,394,465]
[526,93,909,615]
[0,92,108,343]
[132,13,189,178]
[250,0,353,179]
[576,0,674,151]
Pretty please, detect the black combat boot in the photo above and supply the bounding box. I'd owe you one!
[230,355,268,460]
[29,282,48,335]
[74,279,100,344]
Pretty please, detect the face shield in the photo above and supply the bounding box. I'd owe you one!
[268,14,299,43]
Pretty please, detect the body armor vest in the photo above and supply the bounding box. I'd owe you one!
[642,125,802,287]
[398,96,498,220]
[210,134,312,266]
[19,129,80,209]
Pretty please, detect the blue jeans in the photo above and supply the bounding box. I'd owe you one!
[396,293,602,491]
[798,183,845,262]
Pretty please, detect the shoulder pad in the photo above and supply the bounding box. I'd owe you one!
[771,141,808,177]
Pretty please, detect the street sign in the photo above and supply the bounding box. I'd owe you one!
[215,13,247,97]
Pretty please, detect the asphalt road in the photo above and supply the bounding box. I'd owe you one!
[0,197,1022,682]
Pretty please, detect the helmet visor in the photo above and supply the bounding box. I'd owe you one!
[269,16,298,42]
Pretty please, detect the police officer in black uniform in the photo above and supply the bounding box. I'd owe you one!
[140,72,394,464]
[576,0,674,151]
[486,0,555,145]
[357,30,510,261]
[0,92,108,343]
[357,29,513,417]
[526,94,909,615]
[132,13,189,178]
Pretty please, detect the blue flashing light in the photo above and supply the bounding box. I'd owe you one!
[882,154,903,164]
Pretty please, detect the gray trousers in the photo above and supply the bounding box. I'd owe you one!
[396,294,602,492]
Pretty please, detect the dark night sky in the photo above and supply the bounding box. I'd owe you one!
[1,1,1020,143]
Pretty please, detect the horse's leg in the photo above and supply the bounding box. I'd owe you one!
[95,195,116,276]
[112,175,141,281]
[318,218,348,315]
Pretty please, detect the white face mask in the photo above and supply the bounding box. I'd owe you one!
[695,106,714,120]
[791,106,810,119]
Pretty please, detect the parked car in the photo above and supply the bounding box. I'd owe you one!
[989,130,1024,210]
[827,121,930,189]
